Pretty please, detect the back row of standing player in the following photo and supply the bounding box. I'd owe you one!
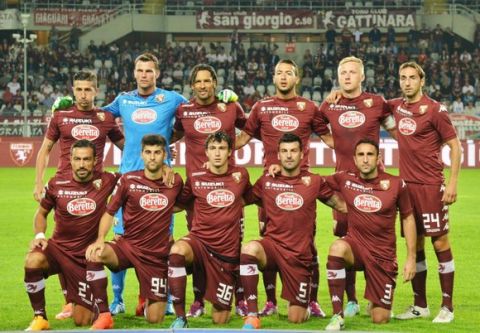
[25,53,460,330]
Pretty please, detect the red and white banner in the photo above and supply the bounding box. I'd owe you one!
[318,8,415,29]
[196,10,314,30]
[2,138,479,168]
[33,8,114,27]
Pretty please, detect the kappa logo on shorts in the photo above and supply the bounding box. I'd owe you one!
[132,108,157,124]
[194,116,222,133]
[71,125,100,140]
[139,193,169,211]
[354,194,382,212]
[9,143,34,166]
[275,192,304,210]
[271,114,299,131]
[398,118,416,135]
[338,111,365,128]
[206,189,235,207]
[67,198,96,216]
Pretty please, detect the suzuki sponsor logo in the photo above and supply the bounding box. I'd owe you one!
[194,116,222,133]
[71,125,100,140]
[398,117,416,135]
[67,198,96,216]
[353,194,382,212]
[338,111,365,128]
[139,193,169,211]
[271,114,299,131]
[275,192,303,210]
[206,189,235,207]
[132,108,157,124]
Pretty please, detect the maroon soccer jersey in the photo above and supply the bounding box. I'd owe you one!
[177,166,251,259]
[247,172,333,262]
[174,100,246,175]
[388,96,457,185]
[243,96,328,170]
[326,171,413,260]
[46,106,124,174]
[40,171,119,256]
[317,92,392,172]
[106,170,183,257]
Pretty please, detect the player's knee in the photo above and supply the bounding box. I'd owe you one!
[370,308,390,324]
[170,240,189,256]
[241,241,259,256]
[328,240,347,256]
[24,252,46,269]
[212,314,230,324]
[145,312,164,324]
[72,309,91,326]
[287,306,308,323]
[432,234,450,251]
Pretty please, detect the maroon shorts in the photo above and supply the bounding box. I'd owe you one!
[32,240,93,310]
[332,192,348,237]
[259,238,311,308]
[344,237,398,310]
[182,235,238,311]
[406,183,449,237]
[108,238,169,301]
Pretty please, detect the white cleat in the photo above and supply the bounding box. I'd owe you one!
[325,314,345,331]
[395,305,430,320]
[432,306,454,323]
[344,301,360,317]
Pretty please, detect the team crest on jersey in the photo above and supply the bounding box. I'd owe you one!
[155,94,165,103]
[297,102,306,111]
[232,172,242,183]
[96,112,105,121]
[301,176,311,186]
[363,98,373,108]
[9,143,33,166]
[217,103,227,112]
[419,105,428,114]
[93,179,102,190]
[380,180,390,190]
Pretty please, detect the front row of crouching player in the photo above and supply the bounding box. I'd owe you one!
[25,132,429,331]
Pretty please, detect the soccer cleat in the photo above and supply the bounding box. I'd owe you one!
[236,300,248,316]
[432,306,454,323]
[186,301,206,318]
[259,301,277,316]
[170,316,188,328]
[90,312,114,330]
[308,301,326,317]
[165,300,175,316]
[55,302,73,320]
[344,301,360,317]
[25,315,50,331]
[325,314,345,331]
[395,305,430,320]
[135,296,146,317]
[109,300,125,316]
[242,315,261,329]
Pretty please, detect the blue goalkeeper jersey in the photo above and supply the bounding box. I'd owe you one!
[103,88,187,174]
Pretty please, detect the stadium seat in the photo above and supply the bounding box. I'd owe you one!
[217,76,225,86]
[366,68,375,78]
[173,84,182,92]
[312,91,322,102]
[302,91,311,99]
[183,85,192,94]
[324,68,333,80]
[256,85,266,96]
[217,68,226,78]
[105,59,113,69]
[93,59,102,69]
[313,76,322,87]
[267,84,276,96]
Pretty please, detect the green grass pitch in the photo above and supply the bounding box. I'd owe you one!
[0,167,479,332]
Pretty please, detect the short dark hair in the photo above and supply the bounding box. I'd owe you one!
[278,133,303,151]
[71,139,96,158]
[205,131,233,150]
[399,61,425,80]
[354,138,379,156]
[275,59,299,76]
[73,70,97,87]
[135,52,160,71]
[189,64,217,86]
[141,134,167,150]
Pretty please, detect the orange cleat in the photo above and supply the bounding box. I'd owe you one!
[135,295,146,317]
[90,312,113,330]
[55,302,73,320]
[242,315,261,329]
[25,315,50,331]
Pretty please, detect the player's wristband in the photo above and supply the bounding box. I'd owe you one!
[35,232,46,239]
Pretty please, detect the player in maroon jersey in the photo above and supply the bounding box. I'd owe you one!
[171,64,248,317]
[323,139,417,331]
[317,56,397,317]
[235,59,333,317]
[168,131,252,328]
[85,134,183,328]
[240,133,345,329]
[391,62,461,324]
[23,140,119,331]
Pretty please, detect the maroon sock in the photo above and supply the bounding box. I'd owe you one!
[58,273,68,303]
[168,254,187,318]
[310,261,319,303]
[25,268,47,318]
[86,262,109,313]
[436,249,454,311]
[235,273,245,304]
[240,253,259,315]
[345,269,357,303]
[262,269,277,305]
[326,255,346,316]
[191,265,205,306]
[412,250,428,308]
